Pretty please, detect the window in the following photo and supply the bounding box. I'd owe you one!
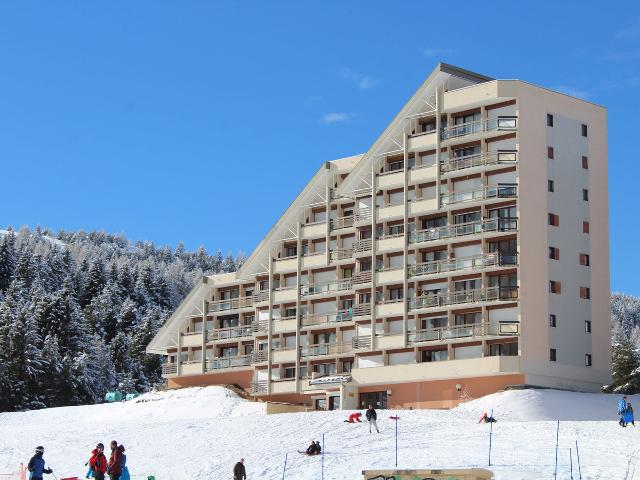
[341,360,353,373]
[550,314,557,327]
[548,213,560,227]
[489,342,518,356]
[580,287,591,299]
[244,344,254,355]
[580,254,590,266]
[582,124,588,137]
[583,221,590,234]
[285,246,297,257]
[388,287,403,301]
[313,362,336,375]
[548,180,555,192]
[315,398,327,410]
[549,247,560,260]
[582,156,589,169]
[585,320,592,333]
[549,281,561,294]
[359,391,388,409]
[550,348,557,362]
[284,307,297,318]
[299,365,308,379]
[585,354,592,367]
[583,189,589,201]
[283,366,296,379]
[388,224,404,236]
[547,113,554,127]
[422,349,448,362]
[548,146,554,159]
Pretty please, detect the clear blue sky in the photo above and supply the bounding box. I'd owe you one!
[0,2,638,295]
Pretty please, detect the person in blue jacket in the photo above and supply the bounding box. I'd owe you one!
[27,446,53,480]
[624,402,635,427]
[619,396,629,427]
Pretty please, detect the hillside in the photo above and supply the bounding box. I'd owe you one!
[0,386,636,480]
[0,226,242,411]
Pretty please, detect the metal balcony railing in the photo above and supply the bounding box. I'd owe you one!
[440,184,517,206]
[410,217,518,245]
[354,238,373,252]
[330,215,355,230]
[162,363,178,376]
[441,151,517,174]
[206,354,252,371]
[251,380,268,394]
[409,253,517,277]
[441,117,517,140]
[352,270,373,284]
[352,303,372,317]
[300,279,352,296]
[408,322,519,343]
[301,308,353,327]
[208,296,254,313]
[207,321,268,341]
[252,350,268,363]
[300,336,371,358]
[330,248,354,261]
[409,286,519,310]
[355,208,373,223]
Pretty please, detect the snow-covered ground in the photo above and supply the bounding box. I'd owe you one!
[0,387,637,480]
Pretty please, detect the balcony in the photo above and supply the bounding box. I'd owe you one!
[440,184,517,207]
[206,354,252,371]
[181,331,203,347]
[251,380,268,395]
[441,151,517,174]
[272,347,297,363]
[300,279,352,297]
[408,322,519,344]
[208,296,254,313]
[273,315,298,334]
[376,298,404,317]
[441,117,517,141]
[354,238,373,255]
[330,215,355,231]
[301,309,353,327]
[330,248,354,262]
[273,286,297,303]
[355,208,373,224]
[252,350,268,364]
[352,303,372,317]
[410,218,518,245]
[301,251,326,269]
[409,286,519,310]
[162,363,178,377]
[302,221,327,238]
[409,253,517,277]
[207,322,265,342]
[300,336,371,358]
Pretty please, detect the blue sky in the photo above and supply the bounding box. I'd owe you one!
[0,1,638,294]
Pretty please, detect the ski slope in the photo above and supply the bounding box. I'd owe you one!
[0,386,637,480]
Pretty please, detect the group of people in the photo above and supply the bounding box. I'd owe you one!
[300,440,323,456]
[27,441,129,480]
[618,396,635,427]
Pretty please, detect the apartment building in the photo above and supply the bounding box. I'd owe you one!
[147,63,611,410]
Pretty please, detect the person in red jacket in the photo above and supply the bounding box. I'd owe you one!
[107,440,124,480]
[344,412,363,423]
[90,443,108,480]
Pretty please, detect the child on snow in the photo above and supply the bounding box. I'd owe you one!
[624,403,635,427]
[478,412,497,423]
[344,412,362,423]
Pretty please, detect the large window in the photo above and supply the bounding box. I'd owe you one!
[455,312,482,325]
[422,349,448,362]
[313,363,337,376]
[489,342,518,356]
[359,391,388,409]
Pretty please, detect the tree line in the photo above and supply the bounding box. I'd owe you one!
[0,225,242,411]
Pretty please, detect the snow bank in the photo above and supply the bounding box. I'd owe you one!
[0,387,637,480]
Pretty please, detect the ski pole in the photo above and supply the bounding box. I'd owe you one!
[281,452,287,480]
[488,409,494,466]
[570,447,573,479]
[321,434,325,480]
[554,420,560,480]
[575,440,582,480]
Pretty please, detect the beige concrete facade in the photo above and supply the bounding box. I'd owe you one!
[147,63,611,410]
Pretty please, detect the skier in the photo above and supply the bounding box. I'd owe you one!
[107,440,125,480]
[478,412,497,423]
[619,396,629,427]
[366,404,380,433]
[233,458,246,480]
[299,440,319,456]
[344,412,363,423]
[27,446,53,480]
[624,403,635,427]
[314,441,322,454]
[88,443,107,480]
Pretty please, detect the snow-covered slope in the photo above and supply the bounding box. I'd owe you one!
[0,387,637,480]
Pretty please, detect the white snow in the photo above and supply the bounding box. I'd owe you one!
[0,386,637,480]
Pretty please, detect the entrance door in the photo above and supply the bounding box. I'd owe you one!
[328,395,341,411]
[359,391,388,409]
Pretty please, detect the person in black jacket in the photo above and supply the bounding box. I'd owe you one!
[365,405,379,433]
[233,458,246,480]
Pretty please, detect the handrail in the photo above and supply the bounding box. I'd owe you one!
[207,323,260,341]
[410,218,518,244]
[352,303,372,316]
[251,380,268,394]
[330,215,355,230]
[408,321,519,343]
[355,208,373,223]
[354,238,373,252]
[208,296,254,313]
[441,117,517,140]
[441,151,518,173]
[352,270,373,284]
[252,350,268,363]
[206,354,253,370]
[301,279,352,296]
[162,363,178,375]
[440,184,517,206]
[301,308,353,326]
[409,253,517,276]
[300,336,371,358]
[409,286,519,310]
[330,248,354,261]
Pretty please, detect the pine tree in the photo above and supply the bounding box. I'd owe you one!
[0,235,15,291]
[81,261,106,307]
[609,333,640,393]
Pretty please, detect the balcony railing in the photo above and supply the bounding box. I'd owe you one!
[252,350,268,363]
[251,380,268,394]
[441,184,517,206]
[354,238,373,252]
[409,253,517,277]
[408,322,519,344]
[300,279,352,296]
[162,363,178,376]
[207,321,268,342]
[330,248,354,261]
[301,308,353,327]
[206,354,252,371]
[441,151,517,174]
[409,286,519,310]
[352,270,373,284]
[410,218,518,244]
[330,215,355,230]
[300,336,371,358]
[441,117,517,140]
[352,303,372,317]
[355,208,373,223]
[208,296,255,313]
